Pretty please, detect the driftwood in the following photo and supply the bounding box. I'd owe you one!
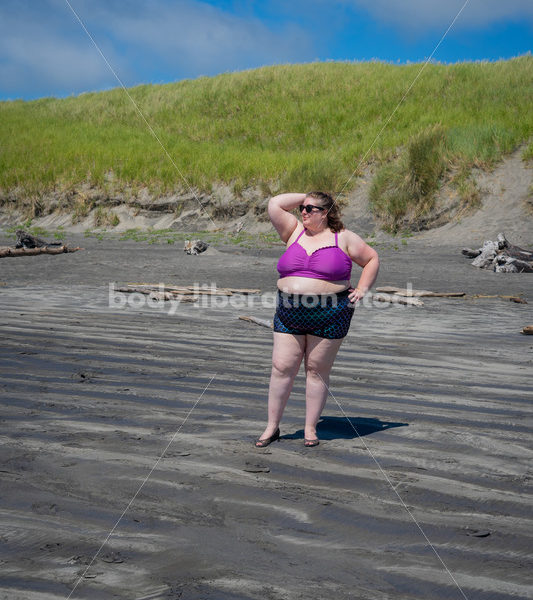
[117,287,198,302]
[226,287,262,294]
[126,283,261,295]
[463,233,533,273]
[121,285,228,297]
[376,286,465,298]
[119,283,261,301]
[462,248,481,258]
[0,245,82,258]
[118,287,201,302]
[371,286,468,306]
[15,230,63,249]
[184,240,209,255]
[521,326,533,335]
[238,316,274,329]
[370,293,424,306]
[376,290,527,303]
[0,229,81,258]
[509,296,528,304]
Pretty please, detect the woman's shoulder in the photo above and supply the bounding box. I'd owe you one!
[337,228,367,253]
[337,228,358,240]
[339,228,365,239]
[285,221,305,245]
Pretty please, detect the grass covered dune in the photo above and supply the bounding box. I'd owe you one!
[0,56,532,226]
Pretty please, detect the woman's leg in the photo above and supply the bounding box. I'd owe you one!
[304,335,344,441]
[257,332,306,441]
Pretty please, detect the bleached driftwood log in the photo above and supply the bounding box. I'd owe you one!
[0,229,81,258]
[118,283,261,301]
[470,294,527,303]
[116,287,198,302]
[376,287,465,298]
[238,316,274,329]
[0,245,82,258]
[127,283,261,295]
[370,293,424,306]
[462,233,533,273]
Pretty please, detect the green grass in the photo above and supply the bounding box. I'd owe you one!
[83,227,284,248]
[369,125,447,231]
[523,142,533,161]
[2,224,282,248]
[5,223,51,237]
[0,56,532,224]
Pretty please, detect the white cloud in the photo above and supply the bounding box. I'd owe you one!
[350,0,533,32]
[0,0,314,99]
[0,34,116,96]
[0,0,127,98]
[90,0,313,78]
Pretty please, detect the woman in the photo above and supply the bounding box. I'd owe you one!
[255,191,379,448]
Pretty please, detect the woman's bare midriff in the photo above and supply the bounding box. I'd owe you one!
[277,276,350,295]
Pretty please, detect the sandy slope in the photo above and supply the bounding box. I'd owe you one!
[337,148,533,250]
[415,150,533,247]
[1,150,532,251]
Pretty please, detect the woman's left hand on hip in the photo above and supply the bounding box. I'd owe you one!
[348,287,365,304]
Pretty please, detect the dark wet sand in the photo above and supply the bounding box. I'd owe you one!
[1,234,532,600]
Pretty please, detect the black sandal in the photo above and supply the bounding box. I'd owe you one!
[255,428,280,448]
[304,438,319,447]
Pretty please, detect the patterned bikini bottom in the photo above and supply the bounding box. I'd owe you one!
[273,289,355,339]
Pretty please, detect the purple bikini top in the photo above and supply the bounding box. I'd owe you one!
[277,229,352,281]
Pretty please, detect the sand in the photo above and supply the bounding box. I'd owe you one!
[0,229,532,600]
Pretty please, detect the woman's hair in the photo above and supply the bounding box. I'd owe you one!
[307,191,345,233]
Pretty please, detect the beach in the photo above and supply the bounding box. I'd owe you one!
[0,232,532,600]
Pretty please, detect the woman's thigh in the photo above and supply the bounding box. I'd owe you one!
[272,332,306,373]
[304,335,344,374]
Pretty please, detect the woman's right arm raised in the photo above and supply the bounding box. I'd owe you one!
[268,193,306,243]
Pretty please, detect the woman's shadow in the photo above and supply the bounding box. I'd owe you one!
[288,416,408,441]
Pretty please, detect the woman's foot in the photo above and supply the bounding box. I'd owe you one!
[254,427,280,448]
[304,438,319,447]
[304,426,319,447]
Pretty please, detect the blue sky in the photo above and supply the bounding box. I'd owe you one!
[0,0,531,101]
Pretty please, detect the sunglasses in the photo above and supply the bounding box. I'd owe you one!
[299,204,325,213]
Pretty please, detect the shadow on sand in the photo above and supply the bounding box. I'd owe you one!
[287,416,408,441]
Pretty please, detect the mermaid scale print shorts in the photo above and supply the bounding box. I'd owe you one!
[273,289,354,339]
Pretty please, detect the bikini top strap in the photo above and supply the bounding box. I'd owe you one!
[335,231,338,246]
[295,228,306,242]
